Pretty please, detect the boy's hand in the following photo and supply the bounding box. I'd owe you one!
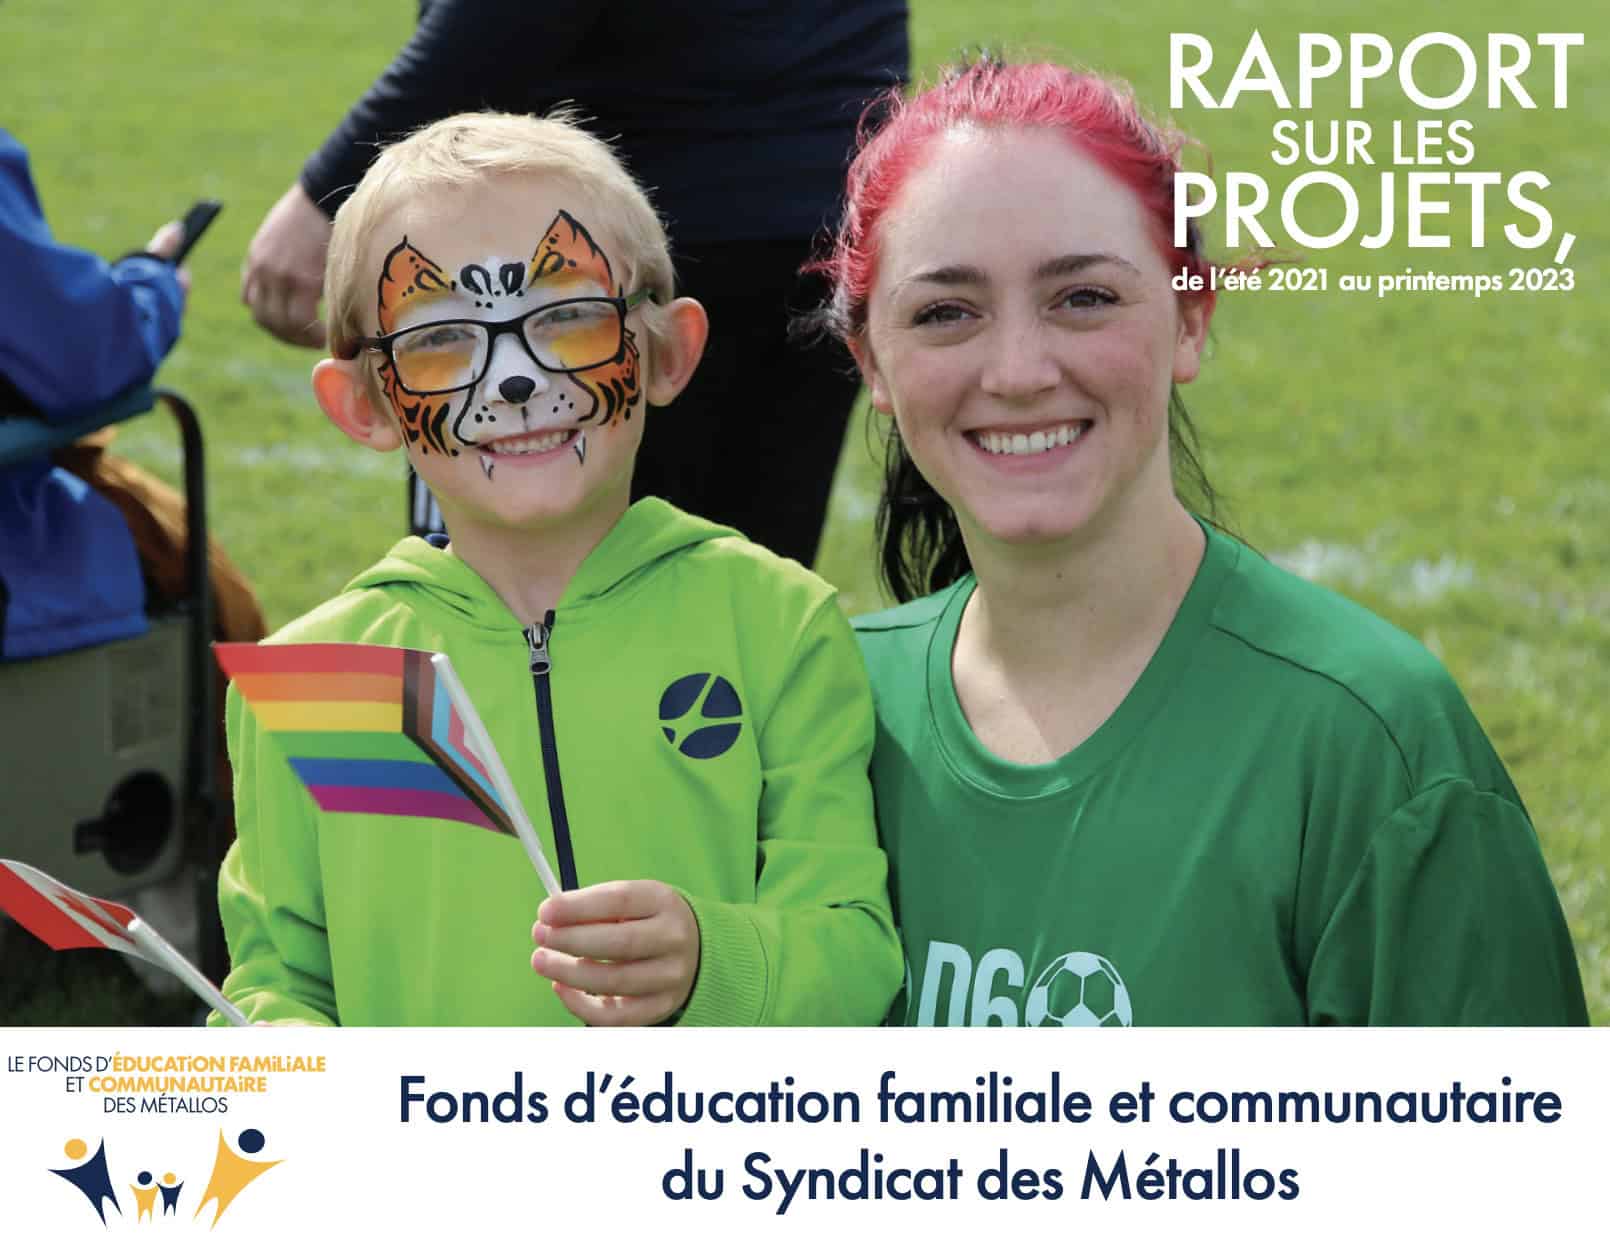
[531,880,699,1026]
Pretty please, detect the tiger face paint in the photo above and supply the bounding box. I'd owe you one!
[527,212,643,429]
[371,209,643,477]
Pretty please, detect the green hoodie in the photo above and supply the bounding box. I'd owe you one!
[215,499,901,1026]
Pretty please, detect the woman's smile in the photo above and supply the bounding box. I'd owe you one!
[967,419,1091,458]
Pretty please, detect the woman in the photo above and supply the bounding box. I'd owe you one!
[815,59,1587,1026]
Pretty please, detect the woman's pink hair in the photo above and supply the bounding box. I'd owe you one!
[815,57,1209,336]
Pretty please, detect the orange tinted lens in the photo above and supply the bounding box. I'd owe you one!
[394,325,482,392]
[527,302,619,370]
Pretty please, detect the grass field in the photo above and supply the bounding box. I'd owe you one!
[2,0,1605,1024]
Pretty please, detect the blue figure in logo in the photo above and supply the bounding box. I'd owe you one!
[49,1137,121,1225]
[158,1169,184,1214]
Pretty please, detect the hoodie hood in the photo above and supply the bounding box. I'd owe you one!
[341,497,741,629]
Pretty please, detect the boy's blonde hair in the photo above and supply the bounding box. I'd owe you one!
[325,110,677,365]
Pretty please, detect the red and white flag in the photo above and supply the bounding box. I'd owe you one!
[0,858,152,959]
[0,859,247,1025]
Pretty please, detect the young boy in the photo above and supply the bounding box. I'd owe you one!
[215,112,901,1026]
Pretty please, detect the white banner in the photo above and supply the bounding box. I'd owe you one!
[1,1027,1604,1240]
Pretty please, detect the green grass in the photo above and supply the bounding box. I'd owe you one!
[3,0,1605,1024]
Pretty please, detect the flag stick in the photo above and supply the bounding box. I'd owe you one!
[430,652,563,898]
[126,917,249,1027]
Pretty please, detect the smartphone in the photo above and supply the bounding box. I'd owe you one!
[167,199,223,264]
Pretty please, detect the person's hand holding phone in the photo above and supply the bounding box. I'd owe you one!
[143,200,222,294]
[145,220,192,293]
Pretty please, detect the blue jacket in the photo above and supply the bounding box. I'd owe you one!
[0,130,185,660]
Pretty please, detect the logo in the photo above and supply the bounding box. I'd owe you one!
[906,940,1134,1027]
[46,1127,281,1230]
[658,673,744,759]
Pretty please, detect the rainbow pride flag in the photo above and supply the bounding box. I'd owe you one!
[215,642,516,837]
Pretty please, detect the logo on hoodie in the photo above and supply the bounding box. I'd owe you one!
[658,673,743,759]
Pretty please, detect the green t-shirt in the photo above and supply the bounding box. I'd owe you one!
[853,525,1587,1026]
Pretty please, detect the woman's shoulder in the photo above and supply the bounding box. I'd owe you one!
[851,580,967,665]
[856,585,953,637]
[852,584,961,636]
[847,582,972,728]
[1206,531,1507,791]
[1211,532,1455,694]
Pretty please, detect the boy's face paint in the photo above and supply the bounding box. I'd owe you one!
[371,209,643,466]
[361,181,651,536]
[527,212,642,428]
[374,241,459,458]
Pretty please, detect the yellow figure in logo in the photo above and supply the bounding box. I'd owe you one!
[130,1170,160,1221]
[193,1128,280,1226]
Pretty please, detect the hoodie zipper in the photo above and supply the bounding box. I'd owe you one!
[525,610,578,891]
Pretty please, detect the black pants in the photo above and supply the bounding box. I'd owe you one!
[409,238,860,569]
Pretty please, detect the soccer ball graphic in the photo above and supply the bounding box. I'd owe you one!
[1024,951,1133,1027]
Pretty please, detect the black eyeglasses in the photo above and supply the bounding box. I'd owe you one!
[353,290,652,396]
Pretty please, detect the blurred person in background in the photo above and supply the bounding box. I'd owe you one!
[1,127,267,993]
[0,127,265,664]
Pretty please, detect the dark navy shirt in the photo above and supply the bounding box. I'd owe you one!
[301,0,909,244]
